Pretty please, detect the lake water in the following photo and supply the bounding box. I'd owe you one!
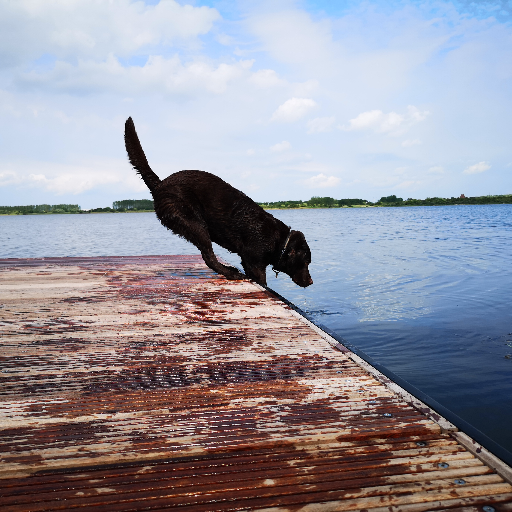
[1,206,511,455]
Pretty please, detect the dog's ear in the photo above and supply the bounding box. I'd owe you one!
[286,232,303,260]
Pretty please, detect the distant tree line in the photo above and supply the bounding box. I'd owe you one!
[112,199,154,211]
[258,197,368,209]
[0,204,81,215]
[2,194,511,215]
[258,194,512,209]
[0,200,156,215]
[376,194,512,207]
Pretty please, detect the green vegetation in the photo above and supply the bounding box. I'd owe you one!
[89,207,114,213]
[258,200,306,209]
[338,198,367,206]
[259,194,512,209]
[378,195,404,205]
[112,199,154,211]
[0,200,155,215]
[377,194,512,207]
[2,194,511,216]
[0,204,81,215]
[258,196,368,209]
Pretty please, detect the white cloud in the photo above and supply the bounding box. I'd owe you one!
[18,54,252,96]
[1,2,511,206]
[344,110,402,132]
[463,162,491,174]
[284,162,333,174]
[249,69,286,88]
[291,80,319,97]
[304,173,340,188]
[0,160,146,195]
[396,180,417,190]
[407,105,429,123]
[270,141,291,152]
[26,172,122,195]
[248,10,334,68]
[428,166,444,174]
[307,116,335,133]
[247,149,255,156]
[0,0,220,68]
[216,33,235,46]
[342,106,429,135]
[271,98,317,123]
[402,139,422,147]
[0,171,21,186]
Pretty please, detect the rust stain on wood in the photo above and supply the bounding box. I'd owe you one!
[1,255,511,511]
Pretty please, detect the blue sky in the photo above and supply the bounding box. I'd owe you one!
[0,0,511,208]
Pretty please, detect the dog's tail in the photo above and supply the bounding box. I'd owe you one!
[124,117,161,193]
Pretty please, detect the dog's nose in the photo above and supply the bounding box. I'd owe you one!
[299,275,313,287]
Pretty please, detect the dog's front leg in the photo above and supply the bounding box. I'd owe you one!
[169,214,246,281]
[201,247,245,281]
[241,259,267,287]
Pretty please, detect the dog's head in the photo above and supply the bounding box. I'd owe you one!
[280,230,313,288]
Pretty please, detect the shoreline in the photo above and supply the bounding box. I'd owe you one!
[2,203,512,216]
[0,210,155,216]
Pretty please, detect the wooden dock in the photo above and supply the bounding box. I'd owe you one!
[1,255,512,511]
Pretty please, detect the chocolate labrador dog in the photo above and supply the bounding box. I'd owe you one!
[124,117,313,287]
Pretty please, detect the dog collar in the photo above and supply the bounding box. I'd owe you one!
[272,227,292,278]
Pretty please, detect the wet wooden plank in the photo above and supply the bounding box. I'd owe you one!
[1,255,511,511]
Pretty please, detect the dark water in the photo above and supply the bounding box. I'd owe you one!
[1,206,511,453]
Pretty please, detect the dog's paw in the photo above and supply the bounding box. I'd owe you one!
[223,268,246,281]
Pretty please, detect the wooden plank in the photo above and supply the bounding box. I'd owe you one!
[1,256,511,510]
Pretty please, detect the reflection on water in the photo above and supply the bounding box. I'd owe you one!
[1,205,512,452]
[354,271,433,322]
